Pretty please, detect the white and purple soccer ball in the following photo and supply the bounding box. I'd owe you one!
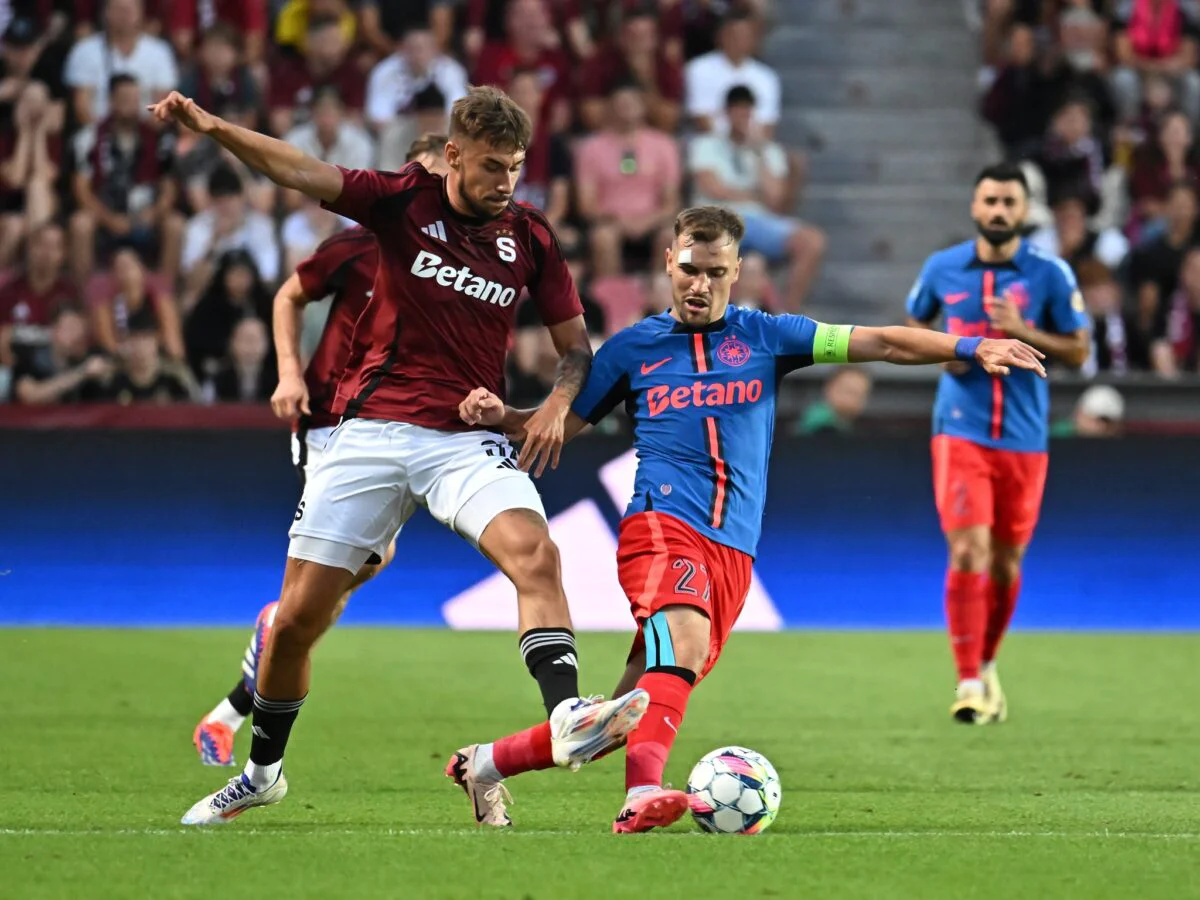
[686,746,782,834]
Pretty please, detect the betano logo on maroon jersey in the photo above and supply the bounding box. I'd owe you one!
[647,379,764,418]
[410,250,518,307]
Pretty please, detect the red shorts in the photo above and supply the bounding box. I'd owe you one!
[931,435,1048,546]
[616,511,753,682]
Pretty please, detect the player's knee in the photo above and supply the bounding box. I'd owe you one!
[991,545,1025,584]
[948,533,991,573]
[504,529,563,594]
[656,606,711,674]
[268,608,326,656]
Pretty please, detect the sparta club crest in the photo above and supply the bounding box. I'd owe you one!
[716,335,751,367]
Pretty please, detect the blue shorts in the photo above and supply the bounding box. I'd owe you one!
[740,212,798,261]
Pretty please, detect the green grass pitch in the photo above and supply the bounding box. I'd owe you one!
[2,629,1197,899]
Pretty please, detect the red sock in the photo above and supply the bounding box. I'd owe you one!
[983,577,1020,663]
[944,570,988,681]
[492,721,553,777]
[625,671,693,791]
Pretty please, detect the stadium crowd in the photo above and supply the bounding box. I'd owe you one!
[0,0,830,410]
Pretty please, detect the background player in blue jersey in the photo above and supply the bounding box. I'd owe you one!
[906,163,1090,726]
[456,205,1044,833]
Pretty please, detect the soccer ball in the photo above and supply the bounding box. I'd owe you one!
[685,746,782,834]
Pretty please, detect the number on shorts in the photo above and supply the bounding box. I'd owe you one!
[672,559,710,602]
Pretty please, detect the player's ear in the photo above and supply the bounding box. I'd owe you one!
[664,246,673,274]
[445,140,461,169]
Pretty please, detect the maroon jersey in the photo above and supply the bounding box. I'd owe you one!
[322,163,583,430]
[295,227,378,429]
[0,273,78,351]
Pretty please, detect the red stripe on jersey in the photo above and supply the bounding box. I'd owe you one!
[983,270,1003,441]
[705,416,728,529]
[692,333,709,374]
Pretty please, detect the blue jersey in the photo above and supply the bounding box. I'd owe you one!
[906,239,1090,452]
[572,306,839,557]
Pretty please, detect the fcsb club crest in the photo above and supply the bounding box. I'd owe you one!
[716,335,751,367]
[1003,281,1030,310]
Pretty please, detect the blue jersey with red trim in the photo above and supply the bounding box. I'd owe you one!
[906,239,1090,452]
[571,307,822,557]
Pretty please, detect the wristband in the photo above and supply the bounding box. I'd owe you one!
[954,336,983,362]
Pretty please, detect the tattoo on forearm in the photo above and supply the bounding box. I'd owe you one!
[553,347,592,401]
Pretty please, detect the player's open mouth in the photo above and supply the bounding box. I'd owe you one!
[684,298,708,312]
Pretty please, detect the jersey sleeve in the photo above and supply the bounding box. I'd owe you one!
[296,232,365,298]
[570,336,632,425]
[905,255,943,323]
[321,163,422,230]
[767,314,854,372]
[1043,256,1092,335]
[526,213,584,326]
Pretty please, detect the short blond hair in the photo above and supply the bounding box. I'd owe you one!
[673,206,746,245]
[449,85,531,152]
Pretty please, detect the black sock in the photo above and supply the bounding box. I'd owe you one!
[227,681,254,717]
[519,628,580,717]
[249,693,306,766]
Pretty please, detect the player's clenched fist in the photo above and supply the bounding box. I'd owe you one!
[146,91,217,134]
[271,371,310,420]
[975,338,1046,378]
[459,387,505,428]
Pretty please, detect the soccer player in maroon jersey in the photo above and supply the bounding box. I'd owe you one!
[191,136,452,768]
[151,88,650,826]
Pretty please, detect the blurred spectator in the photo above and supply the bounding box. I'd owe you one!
[10,305,112,404]
[364,25,466,133]
[63,0,178,126]
[1151,243,1200,374]
[70,74,183,284]
[0,222,76,367]
[1127,110,1200,234]
[282,194,341,273]
[729,250,780,312]
[177,24,262,131]
[472,0,572,134]
[507,69,572,240]
[181,164,279,308]
[208,316,276,402]
[268,15,365,137]
[89,245,185,361]
[685,10,780,136]
[103,320,196,403]
[1129,180,1199,331]
[463,0,593,64]
[1057,5,1117,136]
[576,80,680,278]
[1076,258,1151,375]
[284,86,374,171]
[376,82,449,172]
[166,0,268,67]
[184,248,273,378]
[1111,0,1200,124]
[578,4,682,134]
[1029,195,1130,271]
[358,0,457,58]
[0,80,63,266]
[689,86,826,310]
[1051,384,1126,437]
[274,0,357,56]
[72,0,166,39]
[0,15,69,108]
[795,367,872,435]
[509,287,606,407]
[1031,96,1106,212]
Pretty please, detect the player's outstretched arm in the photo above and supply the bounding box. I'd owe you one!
[519,317,593,477]
[147,92,343,202]
[270,273,312,420]
[847,325,1047,377]
[459,388,589,442]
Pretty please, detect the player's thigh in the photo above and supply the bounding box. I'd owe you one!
[641,604,712,674]
[288,419,419,574]
[991,450,1048,548]
[740,212,797,262]
[693,542,754,682]
[932,435,996,534]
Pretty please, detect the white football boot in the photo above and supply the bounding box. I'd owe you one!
[180,773,288,826]
[550,689,650,771]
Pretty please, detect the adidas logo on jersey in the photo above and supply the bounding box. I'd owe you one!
[421,220,448,241]
[411,250,517,307]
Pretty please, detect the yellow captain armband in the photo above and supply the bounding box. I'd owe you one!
[812,323,855,363]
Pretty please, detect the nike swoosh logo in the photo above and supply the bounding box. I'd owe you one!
[663,716,678,734]
[945,292,970,305]
[641,358,671,375]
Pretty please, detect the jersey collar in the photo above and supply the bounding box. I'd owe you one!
[666,310,730,333]
[966,238,1029,272]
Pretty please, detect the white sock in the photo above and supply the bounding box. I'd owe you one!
[958,678,985,693]
[205,699,247,731]
[471,743,503,784]
[626,785,659,800]
[244,760,282,790]
[980,661,995,676]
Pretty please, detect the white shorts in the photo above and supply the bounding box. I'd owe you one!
[287,418,547,573]
[291,425,337,486]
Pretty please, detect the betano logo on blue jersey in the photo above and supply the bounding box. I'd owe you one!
[647,379,764,417]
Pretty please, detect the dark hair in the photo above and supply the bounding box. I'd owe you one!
[725,84,755,108]
[406,132,448,162]
[109,73,138,95]
[674,206,746,245]
[208,163,244,198]
[307,14,342,34]
[1167,179,1197,201]
[409,81,446,113]
[607,76,645,98]
[974,162,1029,193]
[1074,258,1113,289]
[311,84,344,108]
[202,22,241,49]
[449,85,532,152]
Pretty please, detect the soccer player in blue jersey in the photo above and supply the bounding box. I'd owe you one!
[452,205,1044,832]
[905,163,1090,725]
